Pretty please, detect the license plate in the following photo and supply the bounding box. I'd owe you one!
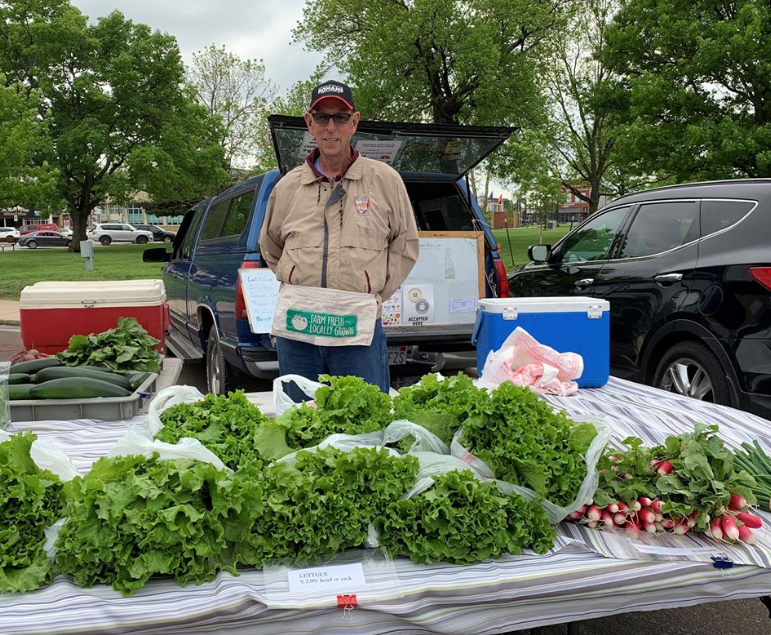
[388,346,409,365]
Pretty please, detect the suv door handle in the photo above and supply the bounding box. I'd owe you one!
[574,278,594,287]
[655,273,683,283]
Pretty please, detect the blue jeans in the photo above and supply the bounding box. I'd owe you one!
[276,319,390,402]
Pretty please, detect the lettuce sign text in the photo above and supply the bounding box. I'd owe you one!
[287,310,358,337]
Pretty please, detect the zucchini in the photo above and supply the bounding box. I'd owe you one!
[10,358,63,374]
[8,373,31,385]
[70,364,113,373]
[30,378,132,399]
[9,384,37,400]
[35,366,132,390]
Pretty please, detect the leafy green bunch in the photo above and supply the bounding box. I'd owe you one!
[242,447,419,564]
[460,382,598,507]
[594,423,758,530]
[156,391,276,470]
[55,455,262,596]
[278,375,392,449]
[0,432,66,593]
[377,470,555,565]
[392,373,488,448]
[57,317,161,373]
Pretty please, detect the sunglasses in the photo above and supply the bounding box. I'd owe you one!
[310,112,354,126]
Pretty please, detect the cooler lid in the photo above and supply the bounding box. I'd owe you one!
[479,297,609,314]
[20,279,167,309]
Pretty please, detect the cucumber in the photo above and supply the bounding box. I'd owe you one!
[9,384,37,400]
[8,373,31,385]
[30,378,132,399]
[35,366,132,390]
[129,372,151,390]
[70,365,113,373]
[10,358,63,374]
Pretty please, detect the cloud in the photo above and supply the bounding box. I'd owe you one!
[70,0,323,92]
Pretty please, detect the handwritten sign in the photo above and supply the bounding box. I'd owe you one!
[286,563,366,594]
[239,268,280,334]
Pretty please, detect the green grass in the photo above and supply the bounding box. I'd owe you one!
[492,225,571,273]
[0,244,171,301]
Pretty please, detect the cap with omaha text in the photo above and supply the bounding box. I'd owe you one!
[309,80,355,112]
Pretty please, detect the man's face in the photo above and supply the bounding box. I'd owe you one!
[304,99,360,162]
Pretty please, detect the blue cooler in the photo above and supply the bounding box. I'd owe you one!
[472,297,610,388]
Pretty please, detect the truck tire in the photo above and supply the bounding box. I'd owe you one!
[136,235,148,244]
[652,341,731,406]
[205,324,235,395]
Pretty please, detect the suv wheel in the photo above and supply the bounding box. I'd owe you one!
[99,235,112,246]
[205,325,234,395]
[136,235,148,244]
[652,341,731,406]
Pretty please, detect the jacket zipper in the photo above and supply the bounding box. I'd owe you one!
[365,270,371,293]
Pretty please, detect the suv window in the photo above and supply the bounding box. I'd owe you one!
[619,201,699,258]
[221,191,254,238]
[199,199,230,242]
[701,200,754,237]
[559,206,631,263]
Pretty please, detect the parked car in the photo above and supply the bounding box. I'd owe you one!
[507,179,771,420]
[19,223,59,235]
[87,223,153,245]
[0,227,20,242]
[135,224,176,243]
[18,230,72,249]
[58,227,73,237]
[145,116,513,394]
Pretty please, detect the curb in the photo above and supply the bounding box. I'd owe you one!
[0,319,20,327]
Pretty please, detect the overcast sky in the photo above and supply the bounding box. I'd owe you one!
[70,0,324,94]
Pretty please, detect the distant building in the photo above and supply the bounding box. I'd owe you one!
[557,184,608,222]
[88,192,184,229]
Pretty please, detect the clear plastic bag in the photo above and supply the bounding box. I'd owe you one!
[402,451,493,499]
[450,414,612,523]
[0,429,79,481]
[276,430,393,467]
[273,374,325,416]
[382,419,450,455]
[145,385,206,435]
[0,361,10,430]
[108,426,228,472]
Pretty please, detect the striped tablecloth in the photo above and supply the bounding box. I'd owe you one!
[2,377,771,635]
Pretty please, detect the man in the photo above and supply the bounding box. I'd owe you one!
[259,80,419,398]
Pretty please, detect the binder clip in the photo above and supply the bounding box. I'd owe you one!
[337,594,357,621]
[710,556,734,569]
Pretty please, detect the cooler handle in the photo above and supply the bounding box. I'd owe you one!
[471,311,484,347]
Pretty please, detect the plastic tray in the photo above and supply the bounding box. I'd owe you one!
[9,372,159,423]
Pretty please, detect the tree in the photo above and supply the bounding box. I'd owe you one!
[186,45,276,175]
[601,0,771,181]
[0,78,56,209]
[0,0,227,249]
[293,0,569,126]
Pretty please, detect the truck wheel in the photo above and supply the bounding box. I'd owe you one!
[100,236,112,246]
[652,341,731,406]
[136,235,148,244]
[205,325,234,395]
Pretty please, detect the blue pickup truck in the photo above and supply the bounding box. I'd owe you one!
[144,116,514,394]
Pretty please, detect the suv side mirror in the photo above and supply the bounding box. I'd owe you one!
[143,247,171,262]
[528,244,552,263]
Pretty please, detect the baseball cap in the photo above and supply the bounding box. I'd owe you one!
[308,80,356,111]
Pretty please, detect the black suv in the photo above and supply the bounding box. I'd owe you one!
[136,224,176,243]
[508,179,771,420]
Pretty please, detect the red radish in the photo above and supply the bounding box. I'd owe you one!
[721,516,740,541]
[707,520,723,541]
[613,512,627,525]
[729,493,747,511]
[687,518,697,528]
[645,523,658,534]
[586,505,601,522]
[587,520,599,529]
[673,524,690,535]
[622,473,634,480]
[610,465,620,472]
[737,512,762,529]
[568,511,584,521]
[737,525,756,545]
[650,499,663,514]
[656,461,674,476]
[662,518,676,530]
[607,502,619,514]
[655,522,664,532]
[654,513,664,523]
[577,504,587,516]
[617,502,629,514]
[609,455,621,462]
[639,497,652,508]
[601,510,614,528]
[630,499,642,512]
[638,508,656,526]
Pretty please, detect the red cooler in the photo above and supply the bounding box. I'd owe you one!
[20,280,169,354]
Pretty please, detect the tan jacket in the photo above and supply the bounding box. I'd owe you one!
[259,155,419,304]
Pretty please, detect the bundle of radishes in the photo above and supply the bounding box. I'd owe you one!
[570,423,763,545]
[10,348,51,363]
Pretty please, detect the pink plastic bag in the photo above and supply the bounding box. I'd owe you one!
[477,327,583,395]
